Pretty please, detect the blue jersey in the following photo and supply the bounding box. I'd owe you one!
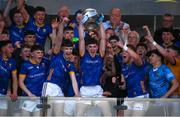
[25,17,52,46]
[47,53,76,93]
[148,64,175,98]
[19,60,48,96]
[0,57,16,95]
[9,24,25,46]
[121,62,146,97]
[80,52,103,86]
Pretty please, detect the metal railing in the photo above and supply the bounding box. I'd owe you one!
[0,96,180,116]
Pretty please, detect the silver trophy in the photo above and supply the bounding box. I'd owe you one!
[81,8,104,31]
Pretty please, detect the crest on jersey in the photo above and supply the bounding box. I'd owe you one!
[43,29,46,32]
[67,64,71,68]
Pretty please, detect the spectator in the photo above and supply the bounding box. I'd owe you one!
[69,9,83,38]
[105,28,115,41]
[103,8,130,42]
[57,5,70,27]
[154,13,180,44]
[127,31,140,48]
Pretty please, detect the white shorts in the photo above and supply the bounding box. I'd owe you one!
[80,85,103,97]
[0,94,7,109]
[42,82,64,97]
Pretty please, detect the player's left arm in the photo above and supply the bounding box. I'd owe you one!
[11,70,18,100]
[162,79,179,98]
[69,71,80,97]
[161,68,179,98]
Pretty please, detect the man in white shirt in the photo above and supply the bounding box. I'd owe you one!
[103,8,130,42]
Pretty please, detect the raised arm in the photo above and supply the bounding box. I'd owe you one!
[117,41,142,66]
[51,18,64,54]
[3,0,13,17]
[143,25,175,64]
[18,0,29,22]
[78,22,85,57]
[99,23,106,57]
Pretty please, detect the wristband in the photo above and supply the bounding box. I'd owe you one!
[152,41,157,46]
[123,45,128,51]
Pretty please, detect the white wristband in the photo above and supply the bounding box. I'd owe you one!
[123,45,128,51]
[152,41,157,46]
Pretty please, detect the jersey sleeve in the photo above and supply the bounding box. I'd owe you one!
[19,63,28,75]
[47,24,53,34]
[10,59,17,72]
[67,62,76,73]
[164,65,175,81]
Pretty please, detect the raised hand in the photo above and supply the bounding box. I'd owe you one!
[144,34,154,43]
[116,40,124,48]
[51,18,60,29]
[142,25,151,36]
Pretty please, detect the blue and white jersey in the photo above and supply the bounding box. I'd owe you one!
[80,52,103,86]
[121,62,146,97]
[148,64,175,98]
[25,17,52,46]
[47,53,76,93]
[19,60,48,96]
[9,24,25,46]
[0,57,16,95]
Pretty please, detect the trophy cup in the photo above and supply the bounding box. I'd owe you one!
[81,8,104,32]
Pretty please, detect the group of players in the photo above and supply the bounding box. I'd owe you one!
[0,0,180,116]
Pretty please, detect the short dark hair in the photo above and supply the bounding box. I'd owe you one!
[163,13,174,20]
[127,44,136,51]
[64,26,74,32]
[0,40,12,49]
[20,44,31,52]
[62,39,74,47]
[109,35,119,42]
[136,43,148,50]
[31,44,44,52]
[12,9,21,17]
[72,49,79,56]
[164,13,173,17]
[34,6,46,14]
[105,28,114,31]
[74,9,83,17]
[85,37,98,46]
[161,28,173,34]
[146,49,164,62]
[24,30,36,36]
